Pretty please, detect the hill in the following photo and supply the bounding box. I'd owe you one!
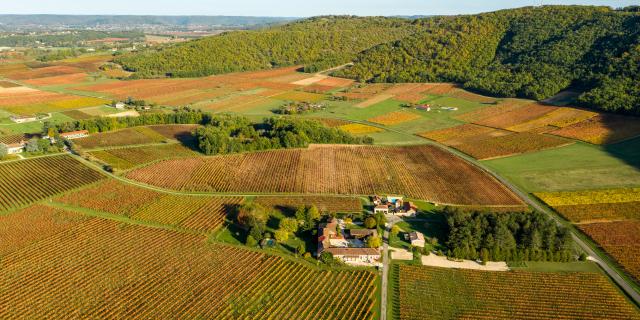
[115,16,418,77]
[337,6,640,114]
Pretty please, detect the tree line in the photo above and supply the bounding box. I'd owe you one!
[444,207,575,263]
[47,108,207,134]
[194,114,373,155]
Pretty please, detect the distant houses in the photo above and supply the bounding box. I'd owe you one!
[317,218,381,265]
[372,195,418,217]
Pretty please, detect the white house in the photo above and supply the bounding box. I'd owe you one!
[114,102,126,109]
[409,231,425,248]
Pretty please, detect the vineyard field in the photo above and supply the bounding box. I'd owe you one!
[126,145,524,206]
[75,127,167,149]
[368,111,421,126]
[56,180,242,233]
[0,155,104,212]
[551,114,640,145]
[579,221,640,284]
[394,264,640,320]
[90,143,198,170]
[536,188,640,222]
[339,123,383,134]
[452,132,571,160]
[421,125,570,160]
[254,196,362,214]
[0,214,377,319]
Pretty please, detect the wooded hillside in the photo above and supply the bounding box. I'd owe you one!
[338,6,640,114]
[116,16,418,77]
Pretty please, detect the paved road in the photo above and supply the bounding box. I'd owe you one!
[380,219,395,320]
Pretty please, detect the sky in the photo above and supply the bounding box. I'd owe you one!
[2,0,637,17]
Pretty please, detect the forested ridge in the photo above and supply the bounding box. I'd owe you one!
[338,6,640,114]
[116,16,418,77]
[117,6,640,114]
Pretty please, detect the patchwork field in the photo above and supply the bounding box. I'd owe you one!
[74,127,167,149]
[56,180,242,233]
[339,123,384,134]
[0,86,109,115]
[368,110,421,126]
[536,188,640,222]
[126,144,524,206]
[90,143,198,170]
[420,124,571,160]
[0,209,376,319]
[551,114,640,145]
[254,196,363,214]
[579,220,640,284]
[0,155,105,212]
[393,264,640,320]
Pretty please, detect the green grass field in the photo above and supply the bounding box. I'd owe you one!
[483,141,640,192]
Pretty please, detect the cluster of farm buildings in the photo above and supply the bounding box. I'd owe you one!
[317,195,424,266]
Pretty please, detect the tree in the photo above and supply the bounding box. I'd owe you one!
[236,203,268,230]
[37,138,51,153]
[274,229,289,243]
[0,144,7,159]
[319,251,334,264]
[390,224,400,236]
[249,226,265,242]
[364,216,377,229]
[280,217,298,233]
[480,248,490,265]
[246,235,258,247]
[367,236,382,248]
[374,212,387,228]
[296,243,306,256]
[306,205,320,221]
[25,138,40,153]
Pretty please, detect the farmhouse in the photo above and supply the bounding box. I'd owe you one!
[114,102,127,109]
[317,218,381,265]
[60,130,89,140]
[10,115,38,124]
[1,141,25,154]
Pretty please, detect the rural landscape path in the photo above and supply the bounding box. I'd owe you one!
[380,218,396,320]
